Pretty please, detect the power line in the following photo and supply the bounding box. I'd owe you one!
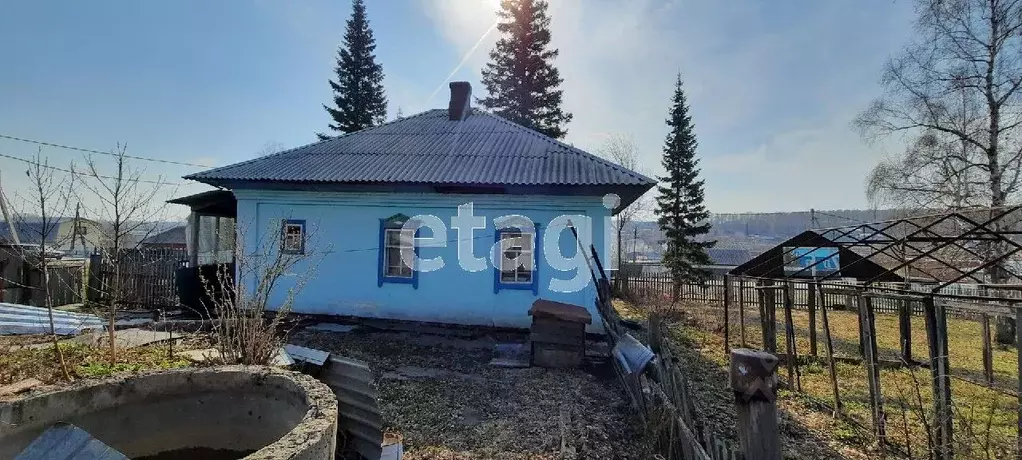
[0,133,208,168]
[0,152,182,186]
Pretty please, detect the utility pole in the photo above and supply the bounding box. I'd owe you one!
[0,170,20,245]
[632,226,638,263]
[69,203,82,255]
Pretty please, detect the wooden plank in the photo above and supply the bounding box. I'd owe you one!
[723,275,731,357]
[820,300,842,415]
[899,295,913,363]
[859,294,886,445]
[760,280,777,353]
[738,277,747,346]
[808,281,818,357]
[923,295,953,460]
[1016,307,1022,456]
[982,313,994,384]
[530,320,586,338]
[782,284,799,391]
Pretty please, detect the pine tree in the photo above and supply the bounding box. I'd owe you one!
[318,0,387,140]
[655,75,715,295]
[479,0,572,139]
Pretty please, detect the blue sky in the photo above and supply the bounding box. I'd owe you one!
[0,0,915,217]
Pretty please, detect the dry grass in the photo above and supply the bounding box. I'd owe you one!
[623,297,1021,459]
[291,327,647,459]
[616,299,872,459]
[0,336,191,387]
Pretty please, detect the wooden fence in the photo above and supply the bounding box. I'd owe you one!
[615,271,988,317]
[88,248,188,310]
[0,251,86,307]
[596,272,744,458]
[615,270,1022,458]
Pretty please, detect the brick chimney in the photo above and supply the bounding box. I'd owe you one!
[448,81,472,121]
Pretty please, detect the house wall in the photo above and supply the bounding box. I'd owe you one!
[233,190,611,331]
[54,219,106,255]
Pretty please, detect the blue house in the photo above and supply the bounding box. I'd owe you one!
[179,82,654,330]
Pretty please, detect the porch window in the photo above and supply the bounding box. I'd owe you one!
[494,228,539,294]
[281,219,305,254]
[378,214,419,288]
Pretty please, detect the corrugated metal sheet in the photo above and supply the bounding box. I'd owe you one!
[320,356,383,460]
[0,303,104,336]
[14,422,127,460]
[186,110,655,188]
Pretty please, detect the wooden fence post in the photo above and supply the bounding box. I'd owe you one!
[819,299,842,415]
[1016,306,1021,456]
[898,296,912,363]
[738,277,747,347]
[859,294,886,445]
[760,281,777,353]
[923,295,953,460]
[782,283,801,391]
[849,291,864,358]
[730,348,782,460]
[724,275,731,357]
[808,280,818,357]
[981,313,994,385]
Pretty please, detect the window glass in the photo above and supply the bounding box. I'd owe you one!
[282,221,304,254]
[499,231,533,284]
[384,228,414,278]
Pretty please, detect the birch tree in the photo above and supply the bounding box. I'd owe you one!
[598,135,649,271]
[856,0,1022,342]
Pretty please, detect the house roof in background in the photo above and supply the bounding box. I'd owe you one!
[141,225,186,245]
[185,110,655,194]
[0,222,59,244]
[706,248,755,267]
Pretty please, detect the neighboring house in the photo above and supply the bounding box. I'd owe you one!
[177,82,654,330]
[140,225,187,250]
[0,218,105,256]
[698,248,757,275]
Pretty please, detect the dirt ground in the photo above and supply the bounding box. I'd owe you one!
[290,326,648,460]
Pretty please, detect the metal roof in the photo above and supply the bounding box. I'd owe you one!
[14,422,127,460]
[706,248,755,267]
[141,225,185,245]
[0,303,105,336]
[185,109,655,189]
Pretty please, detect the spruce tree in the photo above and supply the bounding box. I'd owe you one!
[318,0,387,139]
[655,75,715,295]
[479,0,572,139]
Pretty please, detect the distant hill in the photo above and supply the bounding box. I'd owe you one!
[621,209,900,262]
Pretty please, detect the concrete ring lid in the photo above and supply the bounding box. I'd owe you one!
[0,366,338,460]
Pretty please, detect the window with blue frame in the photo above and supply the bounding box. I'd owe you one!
[281,219,305,254]
[494,227,538,294]
[378,214,418,288]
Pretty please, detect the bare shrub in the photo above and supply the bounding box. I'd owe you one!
[200,218,324,365]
